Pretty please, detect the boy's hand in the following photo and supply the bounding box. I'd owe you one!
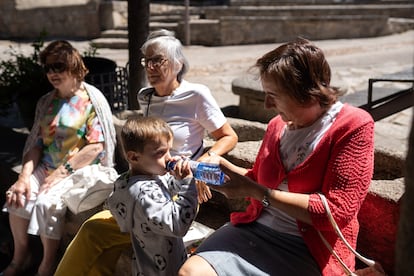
[169,158,193,180]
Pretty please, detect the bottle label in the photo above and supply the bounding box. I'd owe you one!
[194,162,225,185]
[166,160,225,185]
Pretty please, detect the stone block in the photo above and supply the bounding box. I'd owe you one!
[1,0,101,39]
[219,15,390,45]
[99,1,128,30]
[177,19,220,46]
[373,146,405,180]
[205,4,414,18]
[226,117,267,142]
[388,18,414,34]
[232,76,277,123]
[357,178,404,275]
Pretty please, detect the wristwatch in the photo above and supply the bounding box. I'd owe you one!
[262,188,271,207]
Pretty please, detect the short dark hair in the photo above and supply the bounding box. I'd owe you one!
[255,38,340,107]
[40,40,88,81]
[121,116,173,154]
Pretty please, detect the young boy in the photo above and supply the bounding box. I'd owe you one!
[107,116,198,276]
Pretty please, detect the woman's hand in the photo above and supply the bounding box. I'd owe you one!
[195,181,212,203]
[6,174,31,208]
[218,158,312,224]
[39,142,105,193]
[195,120,238,203]
[212,158,261,199]
[6,146,41,207]
[195,153,222,203]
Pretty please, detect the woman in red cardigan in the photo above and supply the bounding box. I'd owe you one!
[179,38,375,276]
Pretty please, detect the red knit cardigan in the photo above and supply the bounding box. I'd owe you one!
[231,104,375,275]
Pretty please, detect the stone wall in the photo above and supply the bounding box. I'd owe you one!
[1,1,413,45]
[184,13,413,46]
[358,178,403,274]
[99,1,127,31]
[192,3,414,45]
[0,0,101,40]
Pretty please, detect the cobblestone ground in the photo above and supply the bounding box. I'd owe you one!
[1,31,413,109]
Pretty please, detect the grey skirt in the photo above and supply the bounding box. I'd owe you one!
[195,222,321,276]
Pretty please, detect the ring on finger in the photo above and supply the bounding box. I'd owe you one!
[6,190,13,196]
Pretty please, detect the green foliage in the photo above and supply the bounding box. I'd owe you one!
[0,36,101,127]
[0,38,49,109]
[0,34,52,128]
[83,42,99,58]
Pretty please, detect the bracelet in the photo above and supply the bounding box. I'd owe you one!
[64,161,75,174]
[261,188,272,207]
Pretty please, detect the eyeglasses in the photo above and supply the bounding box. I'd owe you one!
[43,62,67,73]
[140,56,168,68]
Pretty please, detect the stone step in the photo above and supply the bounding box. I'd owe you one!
[150,21,179,31]
[95,2,413,48]
[92,22,180,49]
[230,0,342,5]
[91,38,128,49]
[202,4,414,19]
[229,0,413,6]
[100,29,128,39]
[150,14,185,22]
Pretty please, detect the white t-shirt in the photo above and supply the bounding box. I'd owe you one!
[137,80,227,159]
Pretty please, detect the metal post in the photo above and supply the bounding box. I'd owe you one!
[184,0,190,45]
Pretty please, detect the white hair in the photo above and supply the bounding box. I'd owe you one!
[140,29,189,81]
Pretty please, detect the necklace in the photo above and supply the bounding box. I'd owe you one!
[145,91,170,117]
[145,92,153,117]
[146,85,178,117]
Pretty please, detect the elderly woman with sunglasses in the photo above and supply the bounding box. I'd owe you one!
[54,29,238,276]
[2,40,116,276]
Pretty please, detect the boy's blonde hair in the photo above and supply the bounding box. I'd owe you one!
[121,116,173,154]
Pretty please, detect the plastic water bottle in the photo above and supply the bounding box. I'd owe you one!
[166,159,225,185]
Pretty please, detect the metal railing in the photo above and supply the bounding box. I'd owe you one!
[83,57,129,112]
[85,66,129,112]
[359,69,414,121]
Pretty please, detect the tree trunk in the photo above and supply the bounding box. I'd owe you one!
[127,0,149,110]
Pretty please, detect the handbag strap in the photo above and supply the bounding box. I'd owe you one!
[317,193,376,275]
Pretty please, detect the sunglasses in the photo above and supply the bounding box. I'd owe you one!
[43,62,67,73]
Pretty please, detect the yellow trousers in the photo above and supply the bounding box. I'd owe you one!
[54,210,130,276]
